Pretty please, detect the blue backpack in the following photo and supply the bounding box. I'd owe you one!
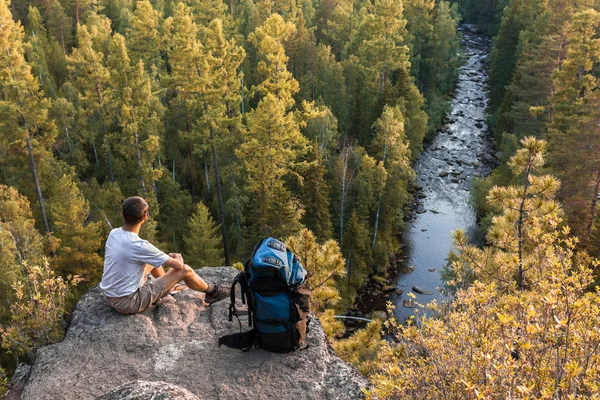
[218,237,311,352]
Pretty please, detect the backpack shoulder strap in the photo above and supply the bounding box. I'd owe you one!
[227,271,253,327]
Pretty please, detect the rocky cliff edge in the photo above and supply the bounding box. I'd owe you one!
[8,267,368,400]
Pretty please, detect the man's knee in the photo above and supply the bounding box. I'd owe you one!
[182,264,194,277]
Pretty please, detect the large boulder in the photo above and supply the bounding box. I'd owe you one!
[17,267,368,400]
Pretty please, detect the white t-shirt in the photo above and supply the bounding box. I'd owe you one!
[100,228,169,298]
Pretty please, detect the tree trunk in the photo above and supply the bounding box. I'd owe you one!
[189,142,195,203]
[75,0,79,25]
[517,163,533,290]
[584,168,600,241]
[26,130,50,234]
[372,201,381,249]
[204,160,211,194]
[211,136,230,266]
[346,253,352,287]
[106,148,114,183]
[59,23,66,56]
[339,149,350,245]
[92,140,100,172]
[134,132,146,196]
[372,143,388,248]
[241,76,245,115]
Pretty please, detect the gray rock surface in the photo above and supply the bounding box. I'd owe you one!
[96,380,201,400]
[4,364,31,400]
[19,267,368,400]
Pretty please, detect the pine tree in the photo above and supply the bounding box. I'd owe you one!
[67,12,115,182]
[488,0,542,113]
[184,202,224,268]
[107,33,164,198]
[321,0,359,60]
[332,145,356,245]
[238,15,310,243]
[0,0,56,234]
[301,145,334,241]
[547,9,600,242]
[164,1,207,202]
[45,0,72,56]
[301,103,340,158]
[238,93,308,242]
[47,172,103,283]
[198,18,246,265]
[355,0,410,95]
[248,14,299,107]
[339,211,370,308]
[285,228,346,311]
[25,7,57,96]
[125,0,162,75]
[453,137,561,290]
[370,106,413,260]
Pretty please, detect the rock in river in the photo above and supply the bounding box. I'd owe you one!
[412,285,433,295]
[403,300,417,308]
[383,286,397,293]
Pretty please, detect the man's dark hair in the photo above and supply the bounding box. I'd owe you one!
[122,196,148,225]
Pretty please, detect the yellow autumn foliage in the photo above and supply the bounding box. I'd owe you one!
[367,138,600,398]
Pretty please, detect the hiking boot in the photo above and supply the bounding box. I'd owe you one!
[204,285,229,304]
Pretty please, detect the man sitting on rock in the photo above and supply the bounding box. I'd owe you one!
[100,196,229,315]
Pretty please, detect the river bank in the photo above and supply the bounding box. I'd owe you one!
[345,24,495,326]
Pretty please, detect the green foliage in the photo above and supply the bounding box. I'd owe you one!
[470,176,496,233]
[47,173,103,284]
[300,146,334,241]
[285,228,346,311]
[453,0,509,35]
[404,0,461,133]
[488,0,542,114]
[484,1,600,253]
[1,259,82,362]
[0,185,45,320]
[456,137,561,290]
[184,202,224,268]
[331,319,383,375]
[547,8,600,241]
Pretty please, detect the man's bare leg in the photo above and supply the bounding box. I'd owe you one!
[150,266,165,278]
[156,265,209,292]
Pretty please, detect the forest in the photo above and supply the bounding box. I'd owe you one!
[1,0,600,397]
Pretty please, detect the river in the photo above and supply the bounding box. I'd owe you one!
[391,25,494,321]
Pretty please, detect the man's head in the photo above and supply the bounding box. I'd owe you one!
[122,196,148,225]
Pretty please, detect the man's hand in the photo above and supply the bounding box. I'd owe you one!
[165,253,184,270]
[169,253,184,263]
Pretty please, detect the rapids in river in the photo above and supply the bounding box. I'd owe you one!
[391,25,495,321]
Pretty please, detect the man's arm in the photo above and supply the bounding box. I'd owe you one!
[163,253,184,270]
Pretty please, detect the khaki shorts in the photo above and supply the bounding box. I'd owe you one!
[105,279,168,315]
